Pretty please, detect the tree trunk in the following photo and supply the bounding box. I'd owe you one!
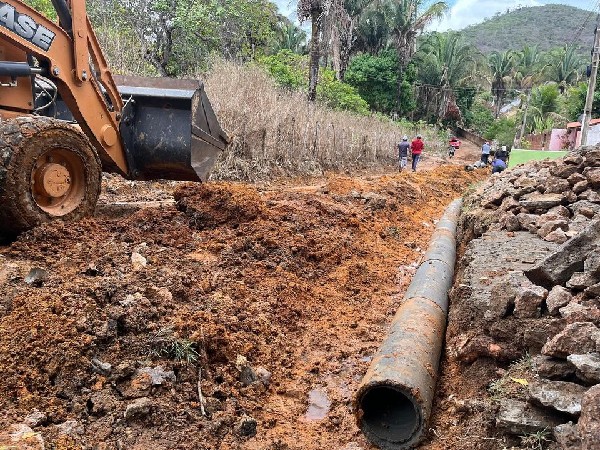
[308,6,322,102]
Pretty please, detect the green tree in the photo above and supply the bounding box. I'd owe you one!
[488,50,516,117]
[24,0,55,18]
[89,0,280,76]
[344,51,399,112]
[543,44,584,91]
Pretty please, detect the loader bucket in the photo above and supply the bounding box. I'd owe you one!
[115,75,229,182]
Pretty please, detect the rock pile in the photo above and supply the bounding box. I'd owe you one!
[455,147,600,449]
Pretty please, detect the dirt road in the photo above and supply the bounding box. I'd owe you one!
[0,145,485,449]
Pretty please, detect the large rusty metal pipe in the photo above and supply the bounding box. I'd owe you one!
[355,198,462,449]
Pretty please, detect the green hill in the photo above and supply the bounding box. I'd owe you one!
[460,4,596,55]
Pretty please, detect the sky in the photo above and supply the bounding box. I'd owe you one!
[273,0,596,30]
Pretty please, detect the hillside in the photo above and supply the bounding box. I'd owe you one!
[460,4,595,54]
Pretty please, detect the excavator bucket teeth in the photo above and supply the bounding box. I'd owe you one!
[115,75,229,182]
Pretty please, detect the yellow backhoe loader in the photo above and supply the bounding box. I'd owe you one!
[0,0,229,235]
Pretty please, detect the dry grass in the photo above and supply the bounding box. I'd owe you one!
[98,35,448,181]
[203,60,447,181]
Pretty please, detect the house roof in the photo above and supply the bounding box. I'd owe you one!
[567,118,600,128]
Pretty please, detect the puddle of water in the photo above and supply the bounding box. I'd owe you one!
[305,388,331,420]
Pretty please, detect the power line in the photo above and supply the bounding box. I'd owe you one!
[569,0,600,46]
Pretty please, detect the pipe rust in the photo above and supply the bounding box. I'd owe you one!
[355,198,463,449]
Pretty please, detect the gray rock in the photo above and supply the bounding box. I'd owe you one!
[544,177,571,194]
[55,420,83,436]
[570,200,600,218]
[517,212,538,231]
[529,379,587,416]
[520,193,565,212]
[544,228,568,244]
[486,271,527,320]
[551,163,580,179]
[240,365,258,386]
[567,353,600,384]
[496,398,562,435]
[553,422,581,450]
[578,189,600,203]
[564,153,584,165]
[574,180,589,194]
[532,355,576,380]
[514,283,548,318]
[568,172,586,185]
[583,149,600,166]
[500,212,520,231]
[584,282,600,297]
[255,367,272,387]
[579,384,600,449]
[137,366,176,386]
[91,358,112,375]
[537,220,569,239]
[584,251,600,275]
[24,410,46,427]
[235,414,257,437]
[585,167,600,187]
[546,286,573,316]
[24,267,48,286]
[542,322,600,358]
[124,397,152,420]
[567,271,600,290]
[526,218,600,289]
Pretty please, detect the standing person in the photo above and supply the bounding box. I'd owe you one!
[410,134,424,172]
[397,135,410,171]
[481,140,491,165]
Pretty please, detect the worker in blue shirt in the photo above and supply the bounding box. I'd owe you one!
[491,157,507,174]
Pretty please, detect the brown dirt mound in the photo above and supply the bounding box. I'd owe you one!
[175,182,265,229]
[0,165,484,449]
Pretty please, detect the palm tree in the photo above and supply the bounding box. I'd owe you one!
[298,0,324,101]
[354,2,392,55]
[515,45,542,89]
[488,50,516,117]
[274,21,307,54]
[544,44,584,92]
[388,0,448,71]
[415,32,480,121]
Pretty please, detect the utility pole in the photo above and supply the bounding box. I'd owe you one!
[515,89,532,148]
[581,17,600,146]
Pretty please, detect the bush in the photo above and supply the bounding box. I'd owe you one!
[317,69,370,115]
[257,50,306,90]
[484,117,516,147]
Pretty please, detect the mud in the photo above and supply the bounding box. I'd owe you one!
[0,156,484,449]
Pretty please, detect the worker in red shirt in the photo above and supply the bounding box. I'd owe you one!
[410,134,424,172]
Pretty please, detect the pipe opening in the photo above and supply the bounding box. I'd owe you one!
[360,385,420,444]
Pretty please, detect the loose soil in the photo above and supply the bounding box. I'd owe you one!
[0,145,486,449]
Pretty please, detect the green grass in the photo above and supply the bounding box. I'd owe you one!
[508,149,568,168]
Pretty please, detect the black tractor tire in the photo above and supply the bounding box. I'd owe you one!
[0,116,102,236]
